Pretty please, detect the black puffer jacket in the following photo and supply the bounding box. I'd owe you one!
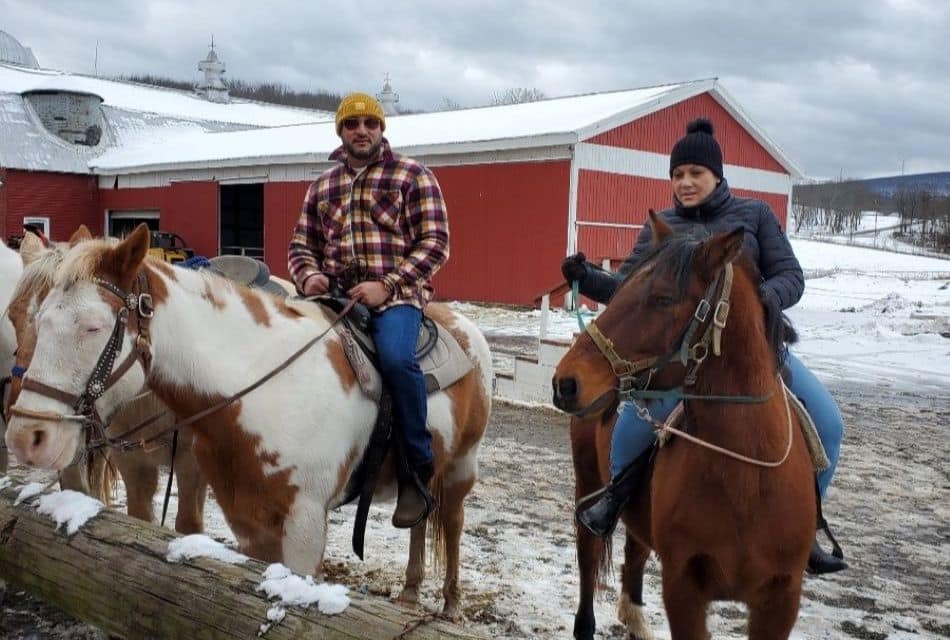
[579,179,804,310]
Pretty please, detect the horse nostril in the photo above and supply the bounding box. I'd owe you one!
[557,377,578,400]
[32,429,45,449]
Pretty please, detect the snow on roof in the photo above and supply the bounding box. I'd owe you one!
[0,62,333,127]
[92,81,713,172]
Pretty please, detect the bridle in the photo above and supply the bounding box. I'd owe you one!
[7,273,155,461]
[8,271,356,462]
[580,261,795,468]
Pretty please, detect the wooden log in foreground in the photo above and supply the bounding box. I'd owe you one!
[0,486,484,639]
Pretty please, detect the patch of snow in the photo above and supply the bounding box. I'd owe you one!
[166,534,249,564]
[34,490,102,535]
[256,563,350,615]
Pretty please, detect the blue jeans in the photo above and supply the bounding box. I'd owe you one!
[609,352,844,497]
[371,304,432,467]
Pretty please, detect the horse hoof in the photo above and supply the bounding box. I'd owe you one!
[441,602,461,622]
[396,587,420,605]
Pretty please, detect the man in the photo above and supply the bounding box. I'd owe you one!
[288,92,450,528]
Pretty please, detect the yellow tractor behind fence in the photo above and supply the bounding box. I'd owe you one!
[148,231,194,264]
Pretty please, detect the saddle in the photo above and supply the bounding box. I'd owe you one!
[205,255,289,298]
[284,295,475,558]
[285,296,473,400]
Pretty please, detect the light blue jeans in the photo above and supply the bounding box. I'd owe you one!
[609,352,844,497]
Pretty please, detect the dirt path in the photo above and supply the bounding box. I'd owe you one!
[2,381,948,639]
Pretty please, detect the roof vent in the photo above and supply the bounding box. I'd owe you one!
[23,90,105,147]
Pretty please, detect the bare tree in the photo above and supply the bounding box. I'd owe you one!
[489,87,546,106]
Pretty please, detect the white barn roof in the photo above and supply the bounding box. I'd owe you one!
[92,78,801,178]
[0,61,333,173]
[0,59,801,179]
[0,63,333,127]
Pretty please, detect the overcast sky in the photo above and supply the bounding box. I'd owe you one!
[3,0,948,179]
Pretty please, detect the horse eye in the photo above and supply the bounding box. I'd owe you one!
[85,327,102,334]
[651,295,675,308]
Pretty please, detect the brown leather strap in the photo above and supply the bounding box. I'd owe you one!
[22,377,80,406]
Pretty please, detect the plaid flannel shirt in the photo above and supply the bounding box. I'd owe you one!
[288,138,450,311]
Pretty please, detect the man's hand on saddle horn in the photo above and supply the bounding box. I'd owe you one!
[349,281,391,307]
[301,272,331,296]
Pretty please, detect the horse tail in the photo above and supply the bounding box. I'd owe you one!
[86,449,119,506]
[427,473,447,571]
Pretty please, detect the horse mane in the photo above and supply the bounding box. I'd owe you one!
[11,241,71,301]
[617,228,796,366]
[52,238,119,288]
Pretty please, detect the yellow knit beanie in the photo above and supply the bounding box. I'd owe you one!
[335,92,386,134]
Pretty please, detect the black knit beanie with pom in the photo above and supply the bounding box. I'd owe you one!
[669,118,723,179]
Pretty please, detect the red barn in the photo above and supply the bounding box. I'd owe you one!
[2,36,801,305]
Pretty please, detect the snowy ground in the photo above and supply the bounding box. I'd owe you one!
[2,235,949,639]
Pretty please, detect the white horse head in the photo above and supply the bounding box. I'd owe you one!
[6,227,148,469]
[6,223,492,618]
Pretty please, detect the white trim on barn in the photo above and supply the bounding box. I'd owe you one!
[567,145,580,255]
[574,143,791,195]
[96,145,575,189]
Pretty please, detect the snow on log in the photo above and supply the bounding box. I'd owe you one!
[0,484,483,639]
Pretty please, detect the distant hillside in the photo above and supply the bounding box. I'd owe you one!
[859,172,950,197]
[115,74,342,112]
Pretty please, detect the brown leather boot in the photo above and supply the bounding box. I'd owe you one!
[392,461,436,529]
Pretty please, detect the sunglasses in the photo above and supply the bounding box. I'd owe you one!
[342,117,381,131]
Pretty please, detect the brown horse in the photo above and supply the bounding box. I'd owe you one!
[4,228,207,533]
[553,212,815,640]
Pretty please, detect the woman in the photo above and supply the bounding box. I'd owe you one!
[561,118,847,574]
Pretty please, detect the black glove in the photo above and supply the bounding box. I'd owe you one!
[561,252,589,284]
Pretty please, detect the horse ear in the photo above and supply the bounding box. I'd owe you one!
[696,227,744,278]
[19,232,47,265]
[648,209,672,243]
[68,225,93,246]
[105,223,151,276]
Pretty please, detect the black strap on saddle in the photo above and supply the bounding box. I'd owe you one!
[815,477,845,561]
[348,389,394,560]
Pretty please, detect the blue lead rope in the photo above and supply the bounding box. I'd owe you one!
[571,280,596,332]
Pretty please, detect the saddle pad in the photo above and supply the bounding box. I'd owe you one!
[655,386,830,472]
[283,298,474,399]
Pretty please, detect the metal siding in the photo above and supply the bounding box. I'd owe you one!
[3,169,100,241]
[162,182,219,258]
[428,161,571,304]
[577,172,790,259]
[0,168,6,240]
[576,171,670,259]
[732,188,789,229]
[263,181,310,278]
[587,93,786,173]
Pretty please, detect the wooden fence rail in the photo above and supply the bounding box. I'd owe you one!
[0,485,483,640]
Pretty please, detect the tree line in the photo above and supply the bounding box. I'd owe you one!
[117,74,343,112]
[792,179,950,253]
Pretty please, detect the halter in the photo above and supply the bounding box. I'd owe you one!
[7,272,154,459]
[585,262,738,403]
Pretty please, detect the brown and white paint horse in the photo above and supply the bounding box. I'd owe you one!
[5,224,492,617]
[4,228,207,532]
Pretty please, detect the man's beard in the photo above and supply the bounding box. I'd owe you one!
[344,138,382,161]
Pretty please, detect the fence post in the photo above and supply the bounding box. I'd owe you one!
[540,293,550,340]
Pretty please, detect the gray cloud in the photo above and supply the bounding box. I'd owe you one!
[3,0,948,178]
